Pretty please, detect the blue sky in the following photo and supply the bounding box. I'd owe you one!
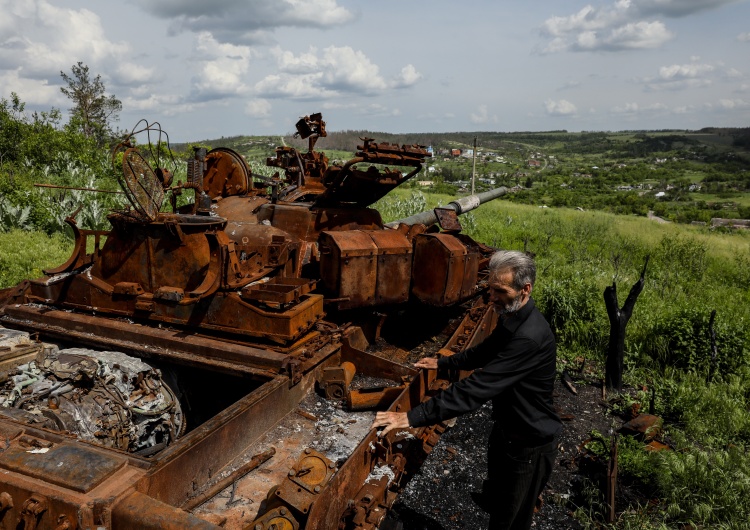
[1,0,748,140]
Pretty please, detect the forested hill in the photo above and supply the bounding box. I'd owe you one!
[181,127,750,158]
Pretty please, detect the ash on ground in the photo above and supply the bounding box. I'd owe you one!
[350,373,402,390]
[299,390,376,464]
[382,378,613,530]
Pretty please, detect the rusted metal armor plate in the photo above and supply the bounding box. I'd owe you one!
[0,442,126,493]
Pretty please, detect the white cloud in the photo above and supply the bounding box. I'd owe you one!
[391,65,423,88]
[659,62,715,79]
[717,98,750,109]
[122,93,198,116]
[539,0,739,53]
[318,46,387,93]
[321,101,401,118]
[245,99,272,118]
[639,60,720,91]
[0,68,59,107]
[272,47,321,75]
[134,0,353,44]
[603,21,673,49]
[739,32,750,42]
[558,80,582,91]
[470,105,498,124]
[724,68,743,79]
[190,32,255,100]
[540,2,655,52]
[255,46,415,100]
[672,105,695,114]
[113,63,157,86]
[255,74,330,100]
[613,102,641,113]
[612,101,668,113]
[544,99,578,116]
[0,0,157,112]
[0,2,125,72]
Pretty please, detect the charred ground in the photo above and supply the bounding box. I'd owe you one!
[380,372,626,530]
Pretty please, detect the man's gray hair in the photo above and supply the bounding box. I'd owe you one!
[488,250,536,290]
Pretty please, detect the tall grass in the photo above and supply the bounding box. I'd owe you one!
[0,229,73,287]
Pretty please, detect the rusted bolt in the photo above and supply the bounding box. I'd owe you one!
[254,525,262,530]
[0,492,13,511]
[279,507,287,516]
[288,470,295,477]
[314,486,321,493]
[328,462,336,469]
[304,448,311,454]
[54,514,73,530]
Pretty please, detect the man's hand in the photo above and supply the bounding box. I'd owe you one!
[371,411,410,437]
[414,357,438,370]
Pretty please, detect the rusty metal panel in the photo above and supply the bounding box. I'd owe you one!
[319,231,377,308]
[0,443,126,494]
[367,230,412,306]
[202,148,249,199]
[411,233,471,306]
[0,425,146,530]
[460,251,480,299]
[113,491,221,530]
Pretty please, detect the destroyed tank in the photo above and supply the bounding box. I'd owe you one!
[0,113,507,530]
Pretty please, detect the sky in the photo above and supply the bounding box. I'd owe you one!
[1,0,749,141]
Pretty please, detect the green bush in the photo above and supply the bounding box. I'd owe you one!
[618,440,750,528]
[647,307,748,376]
[654,371,750,446]
[536,269,608,355]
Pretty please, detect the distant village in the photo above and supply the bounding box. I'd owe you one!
[413,146,749,230]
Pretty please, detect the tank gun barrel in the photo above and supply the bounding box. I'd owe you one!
[385,186,508,228]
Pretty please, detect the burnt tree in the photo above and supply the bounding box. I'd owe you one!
[604,256,649,391]
[708,309,718,382]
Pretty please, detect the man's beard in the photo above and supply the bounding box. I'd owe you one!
[493,293,524,316]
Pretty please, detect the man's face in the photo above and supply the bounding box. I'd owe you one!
[488,269,531,315]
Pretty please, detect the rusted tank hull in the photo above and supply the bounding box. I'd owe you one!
[0,306,487,529]
[0,295,495,530]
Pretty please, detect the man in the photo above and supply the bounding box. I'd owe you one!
[371,250,560,530]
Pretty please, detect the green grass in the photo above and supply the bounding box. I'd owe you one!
[0,229,73,288]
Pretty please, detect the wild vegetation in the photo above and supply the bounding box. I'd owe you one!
[2,69,750,529]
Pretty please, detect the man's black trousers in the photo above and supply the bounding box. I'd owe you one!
[483,425,558,530]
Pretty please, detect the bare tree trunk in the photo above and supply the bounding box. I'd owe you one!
[604,256,649,391]
[708,309,718,382]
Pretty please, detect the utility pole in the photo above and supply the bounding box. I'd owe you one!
[471,136,477,195]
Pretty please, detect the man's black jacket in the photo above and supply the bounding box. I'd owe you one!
[407,297,561,443]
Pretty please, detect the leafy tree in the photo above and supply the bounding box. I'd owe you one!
[0,92,27,164]
[60,62,121,146]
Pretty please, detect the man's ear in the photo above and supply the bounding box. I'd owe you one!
[522,283,533,296]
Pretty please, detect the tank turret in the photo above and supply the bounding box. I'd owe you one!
[2,114,501,343]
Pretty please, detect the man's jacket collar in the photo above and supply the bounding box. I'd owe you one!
[500,297,536,334]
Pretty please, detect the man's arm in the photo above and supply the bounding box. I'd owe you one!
[408,335,540,427]
[438,335,499,371]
